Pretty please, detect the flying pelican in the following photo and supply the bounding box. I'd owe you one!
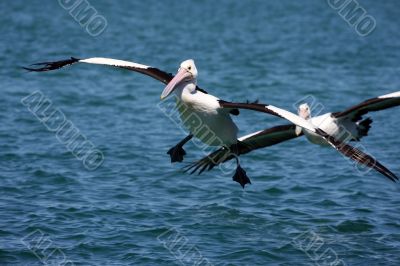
[298,91,400,145]
[186,93,400,185]
[24,57,252,184]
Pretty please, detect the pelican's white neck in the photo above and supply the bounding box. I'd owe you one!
[174,80,197,98]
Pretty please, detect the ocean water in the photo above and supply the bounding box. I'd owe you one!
[1,0,400,265]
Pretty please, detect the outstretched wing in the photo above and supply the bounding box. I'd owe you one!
[23,57,208,94]
[185,124,302,174]
[332,91,400,121]
[218,101,398,182]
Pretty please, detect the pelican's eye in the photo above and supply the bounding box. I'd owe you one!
[188,66,192,70]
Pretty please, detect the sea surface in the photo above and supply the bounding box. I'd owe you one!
[1,0,400,265]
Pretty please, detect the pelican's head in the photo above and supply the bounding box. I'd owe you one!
[160,59,198,100]
[298,103,311,119]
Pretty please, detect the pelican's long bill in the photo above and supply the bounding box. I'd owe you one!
[160,67,192,100]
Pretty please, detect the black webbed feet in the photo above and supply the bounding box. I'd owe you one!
[167,146,187,163]
[232,165,251,188]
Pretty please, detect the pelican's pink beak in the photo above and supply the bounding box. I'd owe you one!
[160,68,192,100]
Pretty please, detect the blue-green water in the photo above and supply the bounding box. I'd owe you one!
[1,0,400,265]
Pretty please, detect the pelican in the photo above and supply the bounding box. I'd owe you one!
[186,94,400,185]
[298,91,400,145]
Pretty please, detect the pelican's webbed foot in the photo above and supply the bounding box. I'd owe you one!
[233,165,251,188]
[167,145,187,163]
[167,134,193,163]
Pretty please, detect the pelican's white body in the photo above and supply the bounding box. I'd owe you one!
[175,82,238,146]
[301,114,356,146]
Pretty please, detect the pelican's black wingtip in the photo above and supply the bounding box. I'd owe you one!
[182,163,196,175]
[22,57,81,72]
[22,65,47,72]
[385,171,399,183]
